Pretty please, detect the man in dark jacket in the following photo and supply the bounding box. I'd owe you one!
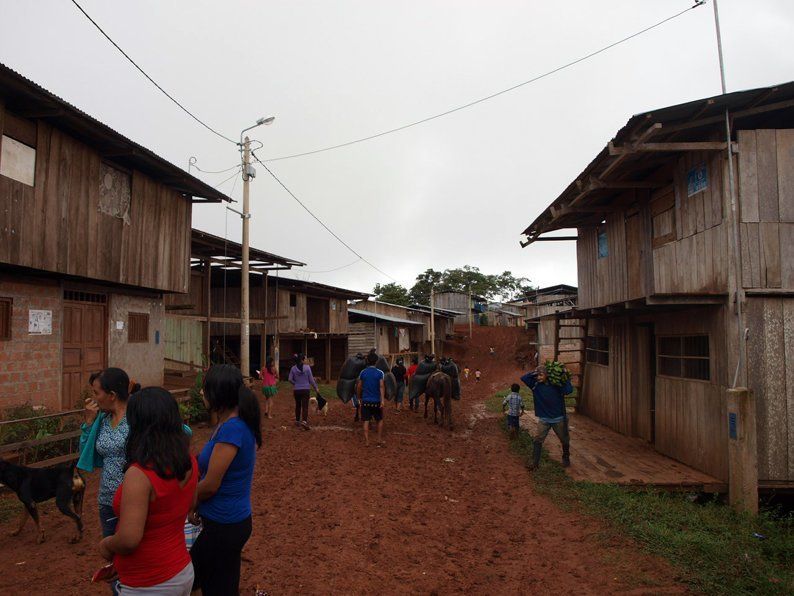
[520,365,573,469]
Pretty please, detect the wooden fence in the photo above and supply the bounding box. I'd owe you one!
[0,409,85,468]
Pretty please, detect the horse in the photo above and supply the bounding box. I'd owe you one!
[424,369,454,430]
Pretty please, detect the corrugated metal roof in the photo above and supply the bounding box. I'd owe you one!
[348,308,424,326]
[521,80,794,241]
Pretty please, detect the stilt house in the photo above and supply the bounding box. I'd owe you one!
[0,63,231,411]
[521,82,794,488]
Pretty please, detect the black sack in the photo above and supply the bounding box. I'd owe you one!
[336,378,356,403]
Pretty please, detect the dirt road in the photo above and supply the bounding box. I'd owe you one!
[0,327,684,594]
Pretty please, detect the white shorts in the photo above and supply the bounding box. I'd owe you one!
[119,562,194,596]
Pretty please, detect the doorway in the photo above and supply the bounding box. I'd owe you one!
[62,292,107,410]
[631,323,656,443]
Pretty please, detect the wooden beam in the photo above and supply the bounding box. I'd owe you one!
[645,294,726,306]
[661,97,794,136]
[609,141,732,156]
[530,236,578,241]
[600,122,662,179]
[590,178,667,190]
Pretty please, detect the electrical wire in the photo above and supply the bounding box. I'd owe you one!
[250,150,398,282]
[299,259,362,274]
[261,1,706,162]
[189,157,241,174]
[70,0,237,145]
[212,167,242,189]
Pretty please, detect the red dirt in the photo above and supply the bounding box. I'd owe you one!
[0,327,685,594]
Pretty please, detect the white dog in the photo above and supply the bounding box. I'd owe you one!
[309,395,329,416]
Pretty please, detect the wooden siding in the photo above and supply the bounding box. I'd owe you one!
[164,316,204,365]
[577,214,627,309]
[0,120,191,293]
[581,307,730,481]
[738,129,794,289]
[745,296,794,481]
[349,321,375,357]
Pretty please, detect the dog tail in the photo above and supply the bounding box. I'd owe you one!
[71,465,86,492]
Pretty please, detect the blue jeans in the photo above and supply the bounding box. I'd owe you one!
[99,504,120,596]
[394,382,405,404]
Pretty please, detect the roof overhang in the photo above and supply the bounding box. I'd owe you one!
[190,229,304,272]
[520,81,794,246]
[348,308,424,326]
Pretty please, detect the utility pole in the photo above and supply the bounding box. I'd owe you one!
[240,136,252,378]
[712,0,746,387]
[468,285,473,339]
[430,287,436,357]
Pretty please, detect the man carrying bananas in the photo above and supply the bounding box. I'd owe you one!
[520,364,573,470]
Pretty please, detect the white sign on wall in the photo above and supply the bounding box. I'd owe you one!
[28,310,52,335]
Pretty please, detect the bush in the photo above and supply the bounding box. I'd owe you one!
[178,371,208,424]
[0,403,82,464]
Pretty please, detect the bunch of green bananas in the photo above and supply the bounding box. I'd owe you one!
[544,360,571,387]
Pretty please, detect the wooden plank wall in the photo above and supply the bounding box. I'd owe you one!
[745,296,794,481]
[652,151,727,295]
[348,321,375,356]
[581,308,730,480]
[738,129,794,289]
[163,316,204,365]
[0,119,191,293]
[580,317,632,436]
[652,307,729,481]
[164,270,204,314]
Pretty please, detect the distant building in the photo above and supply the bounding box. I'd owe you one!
[433,291,486,325]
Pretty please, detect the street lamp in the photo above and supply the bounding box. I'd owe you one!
[238,116,275,378]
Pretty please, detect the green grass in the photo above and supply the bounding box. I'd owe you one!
[491,394,794,594]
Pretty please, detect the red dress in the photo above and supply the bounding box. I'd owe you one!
[112,457,198,587]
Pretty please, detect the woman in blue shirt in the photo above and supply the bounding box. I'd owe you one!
[190,364,262,596]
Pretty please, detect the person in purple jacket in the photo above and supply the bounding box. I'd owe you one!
[288,353,319,430]
[521,365,573,470]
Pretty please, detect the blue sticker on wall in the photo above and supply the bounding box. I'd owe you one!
[728,412,737,439]
[687,164,708,197]
[155,330,160,345]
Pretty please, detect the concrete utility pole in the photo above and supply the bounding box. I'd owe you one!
[240,136,251,378]
[468,285,473,339]
[430,287,436,357]
[235,115,275,378]
[712,0,747,387]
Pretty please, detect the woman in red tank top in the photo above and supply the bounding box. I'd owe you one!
[98,387,197,595]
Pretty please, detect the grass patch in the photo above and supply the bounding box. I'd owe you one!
[493,395,794,594]
[486,386,576,412]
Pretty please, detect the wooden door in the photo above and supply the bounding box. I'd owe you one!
[631,324,655,443]
[626,213,644,299]
[62,299,107,410]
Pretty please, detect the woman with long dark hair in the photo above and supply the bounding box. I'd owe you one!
[288,353,319,430]
[78,369,141,552]
[98,388,197,594]
[190,364,262,596]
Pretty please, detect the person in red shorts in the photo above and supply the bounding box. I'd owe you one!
[406,356,419,412]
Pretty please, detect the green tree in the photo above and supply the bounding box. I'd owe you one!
[407,266,534,303]
[372,282,411,306]
[408,269,444,304]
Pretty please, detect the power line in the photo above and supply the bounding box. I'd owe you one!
[300,259,362,274]
[213,167,242,189]
[189,157,241,174]
[250,150,398,283]
[70,0,237,145]
[261,2,706,162]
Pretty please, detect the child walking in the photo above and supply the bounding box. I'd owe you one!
[502,383,525,439]
[474,368,481,382]
[260,357,278,419]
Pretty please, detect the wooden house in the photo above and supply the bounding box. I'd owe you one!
[348,299,442,359]
[433,291,486,325]
[164,234,367,382]
[0,63,230,411]
[521,82,794,488]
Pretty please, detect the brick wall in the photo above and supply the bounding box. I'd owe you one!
[0,275,62,411]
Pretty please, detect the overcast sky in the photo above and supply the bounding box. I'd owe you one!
[1,0,793,294]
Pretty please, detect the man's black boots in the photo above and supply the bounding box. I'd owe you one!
[562,445,571,468]
[528,441,542,470]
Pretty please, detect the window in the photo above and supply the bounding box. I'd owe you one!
[0,298,11,340]
[585,336,609,365]
[128,312,149,343]
[651,188,676,247]
[0,113,37,186]
[657,335,710,381]
[597,227,609,258]
[289,293,297,308]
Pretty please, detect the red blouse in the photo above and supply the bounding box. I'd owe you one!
[112,457,197,587]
